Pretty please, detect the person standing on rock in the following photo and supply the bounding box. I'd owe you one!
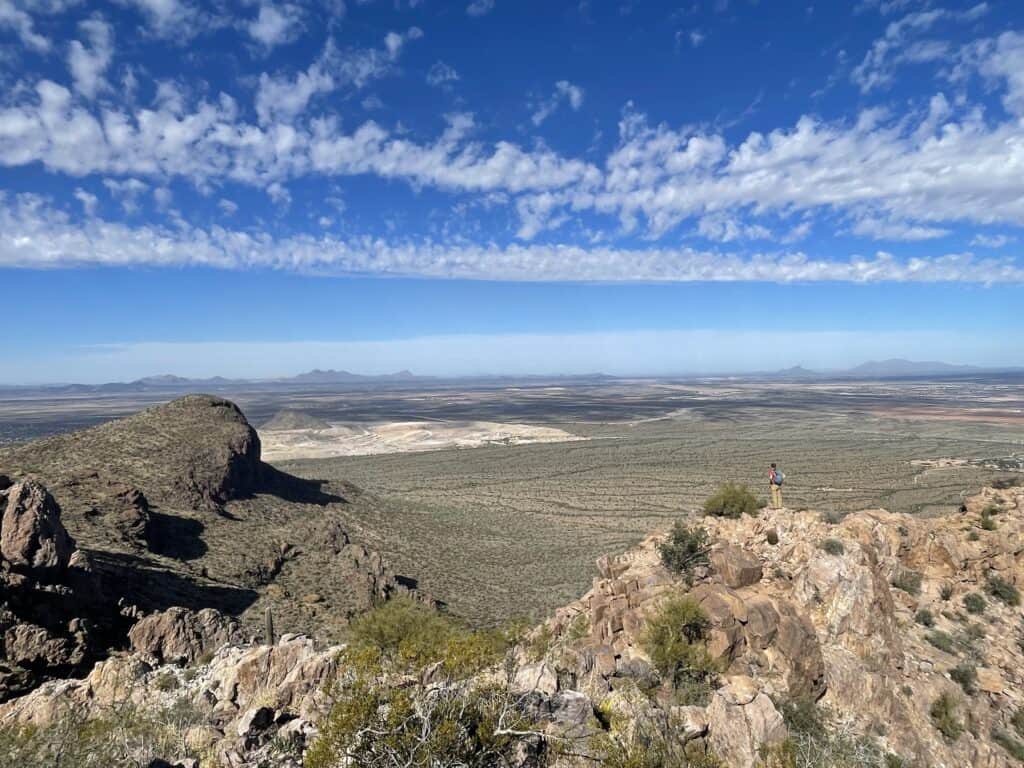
[769,463,784,509]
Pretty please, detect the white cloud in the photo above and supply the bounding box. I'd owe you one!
[426,60,459,87]
[102,177,147,213]
[153,185,172,209]
[218,198,238,216]
[531,80,585,125]
[247,3,302,49]
[689,30,705,47]
[0,0,52,51]
[466,0,494,16]
[73,186,97,214]
[67,17,114,99]
[254,38,405,124]
[852,5,991,93]
[266,180,290,207]
[384,26,421,59]
[116,0,199,38]
[971,233,1014,248]
[2,194,1023,284]
[849,216,950,241]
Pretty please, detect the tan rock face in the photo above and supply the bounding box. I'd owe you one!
[128,607,242,665]
[706,677,788,768]
[710,544,763,588]
[1,481,74,580]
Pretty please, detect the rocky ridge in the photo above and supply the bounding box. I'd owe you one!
[0,396,427,702]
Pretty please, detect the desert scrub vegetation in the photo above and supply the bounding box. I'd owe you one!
[590,706,722,768]
[987,575,1021,606]
[963,592,986,615]
[306,598,550,768]
[760,698,900,768]
[642,594,719,705]
[949,663,977,695]
[914,608,935,627]
[993,730,1024,762]
[930,693,964,741]
[925,630,956,654]
[658,522,711,585]
[703,482,759,518]
[0,696,204,768]
[890,568,922,596]
[820,538,845,556]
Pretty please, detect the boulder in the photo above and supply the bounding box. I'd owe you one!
[706,677,788,768]
[710,544,762,588]
[129,607,240,665]
[513,662,558,695]
[1,481,75,579]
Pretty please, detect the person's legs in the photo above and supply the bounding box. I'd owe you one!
[770,484,781,509]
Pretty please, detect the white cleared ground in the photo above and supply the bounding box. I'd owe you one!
[259,420,585,460]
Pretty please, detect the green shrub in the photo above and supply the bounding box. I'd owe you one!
[949,663,977,695]
[940,583,954,601]
[657,522,711,585]
[703,483,759,519]
[820,538,845,556]
[152,671,178,692]
[642,594,719,703]
[891,569,922,596]
[968,531,981,541]
[979,507,998,530]
[766,529,779,545]
[963,593,986,615]
[914,609,934,628]
[346,597,509,678]
[930,693,963,741]
[925,631,955,654]
[987,575,1021,606]
[993,730,1024,762]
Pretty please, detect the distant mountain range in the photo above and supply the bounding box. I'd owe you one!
[3,360,1021,391]
[766,358,1022,380]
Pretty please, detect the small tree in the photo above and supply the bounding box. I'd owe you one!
[658,522,711,585]
[703,483,759,518]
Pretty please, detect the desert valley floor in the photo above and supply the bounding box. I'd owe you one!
[2,376,1022,626]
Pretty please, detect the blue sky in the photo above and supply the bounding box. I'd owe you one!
[1,0,1022,381]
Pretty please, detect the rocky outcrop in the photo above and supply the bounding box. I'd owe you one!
[129,607,242,665]
[0,633,341,767]
[0,480,128,702]
[530,484,1024,767]
[1,481,74,580]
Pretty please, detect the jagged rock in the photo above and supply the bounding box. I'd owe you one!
[236,705,274,739]
[672,705,708,741]
[706,676,787,768]
[1,481,74,579]
[129,607,241,665]
[513,662,559,695]
[710,544,762,588]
